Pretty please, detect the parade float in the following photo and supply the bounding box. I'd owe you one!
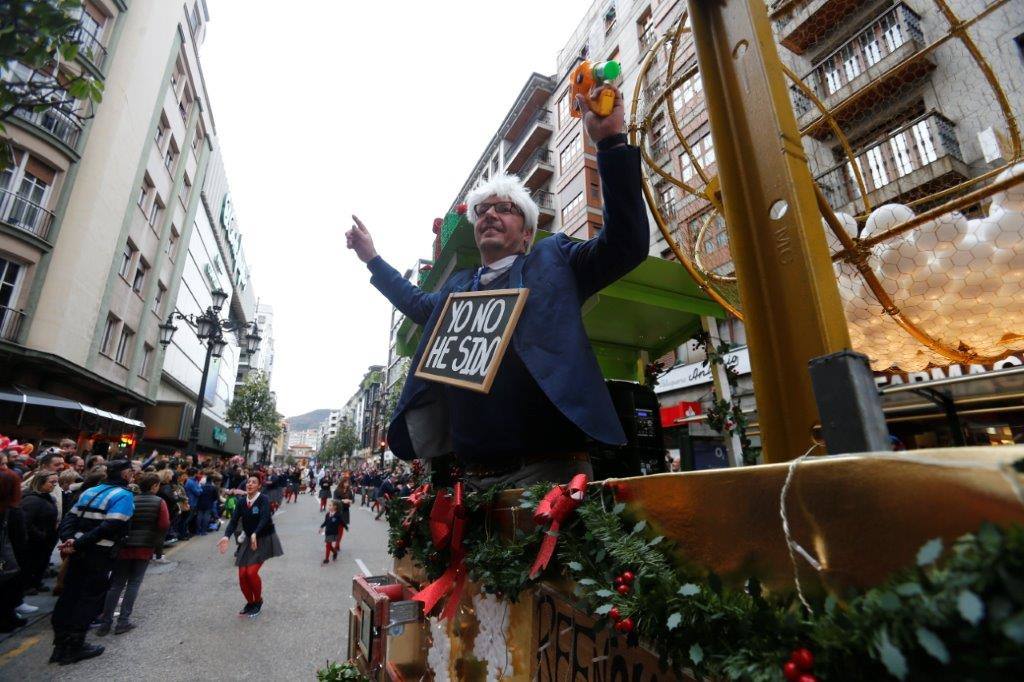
[346,0,1024,679]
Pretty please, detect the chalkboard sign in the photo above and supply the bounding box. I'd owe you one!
[414,288,529,393]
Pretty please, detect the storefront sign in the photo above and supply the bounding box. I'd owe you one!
[415,289,529,393]
[874,353,1024,388]
[655,347,751,394]
[660,401,702,427]
[212,426,227,446]
[533,588,675,681]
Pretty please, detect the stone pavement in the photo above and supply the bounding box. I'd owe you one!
[0,490,394,680]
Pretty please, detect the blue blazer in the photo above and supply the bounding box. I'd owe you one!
[369,145,650,461]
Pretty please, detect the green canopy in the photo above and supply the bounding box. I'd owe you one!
[395,229,724,382]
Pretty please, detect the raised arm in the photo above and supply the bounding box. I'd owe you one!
[347,214,442,325]
[559,86,650,300]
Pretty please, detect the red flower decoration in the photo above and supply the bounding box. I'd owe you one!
[456,203,467,215]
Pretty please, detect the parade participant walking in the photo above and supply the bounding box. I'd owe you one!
[318,500,344,564]
[96,473,169,636]
[332,478,353,540]
[318,475,332,511]
[50,459,135,665]
[218,476,284,617]
[347,83,648,489]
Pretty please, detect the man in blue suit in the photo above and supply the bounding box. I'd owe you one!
[347,85,649,489]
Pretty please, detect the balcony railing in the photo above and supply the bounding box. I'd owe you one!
[533,190,554,210]
[639,28,657,52]
[73,22,109,69]
[649,137,669,161]
[0,306,26,343]
[13,103,83,148]
[506,109,552,157]
[0,187,56,240]
[814,111,964,210]
[799,4,924,104]
[519,148,553,180]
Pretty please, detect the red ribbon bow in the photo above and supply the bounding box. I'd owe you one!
[529,474,589,578]
[403,484,431,524]
[413,482,468,619]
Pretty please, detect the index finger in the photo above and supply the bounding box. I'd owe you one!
[351,214,369,234]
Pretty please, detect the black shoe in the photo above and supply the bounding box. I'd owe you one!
[36,584,51,593]
[332,551,339,562]
[95,623,110,637]
[60,642,104,665]
[113,622,135,635]
[48,634,69,665]
[239,603,254,615]
[249,601,262,617]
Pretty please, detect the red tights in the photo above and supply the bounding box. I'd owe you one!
[323,531,343,561]
[319,498,327,511]
[238,562,263,603]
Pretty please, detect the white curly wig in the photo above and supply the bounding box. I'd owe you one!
[464,173,540,235]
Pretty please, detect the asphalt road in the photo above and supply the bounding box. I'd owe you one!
[0,490,393,681]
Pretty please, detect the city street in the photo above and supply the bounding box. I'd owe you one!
[0,492,392,681]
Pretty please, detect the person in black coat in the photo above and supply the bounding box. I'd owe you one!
[319,500,344,564]
[218,476,283,617]
[21,472,59,593]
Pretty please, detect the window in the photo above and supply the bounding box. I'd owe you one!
[559,134,583,172]
[100,315,118,356]
[148,197,163,228]
[164,138,178,171]
[680,134,715,181]
[154,282,166,314]
[132,258,149,294]
[139,344,153,376]
[119,242,136,278]
[166,225,180,259]
[604,3,617,34]
[557,95,570,128]
[0,257,23,310]
[137,175,154,212]
[114,325,134,366]
[181,174,192,205]
[637,7,654,50]
[561,192,584,222]
[154,114,169,149]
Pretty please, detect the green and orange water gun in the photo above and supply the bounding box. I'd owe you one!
[569,60,621,118]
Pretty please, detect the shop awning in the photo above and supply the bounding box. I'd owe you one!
[660,401,702,428]
[0,385,145,433]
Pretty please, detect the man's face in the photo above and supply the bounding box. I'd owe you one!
[473,196,531,261]
[71,456,84,473]
[47,457,65,472]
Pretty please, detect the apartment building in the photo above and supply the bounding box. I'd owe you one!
[0,1,223,453]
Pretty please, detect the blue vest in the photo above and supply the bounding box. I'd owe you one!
[371,146,650,462]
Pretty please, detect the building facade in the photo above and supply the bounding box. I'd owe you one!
[0,1,225,455]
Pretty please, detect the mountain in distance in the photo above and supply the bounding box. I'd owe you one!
[285,409,334,432]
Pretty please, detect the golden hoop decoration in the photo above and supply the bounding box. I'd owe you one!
[632,3,1024,367]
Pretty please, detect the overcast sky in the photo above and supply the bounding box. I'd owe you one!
[200,0,592,417]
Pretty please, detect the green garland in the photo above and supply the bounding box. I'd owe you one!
[387,483,1024,680]
[692,330,758,466]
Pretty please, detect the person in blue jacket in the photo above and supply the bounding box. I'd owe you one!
[346,83,649,490]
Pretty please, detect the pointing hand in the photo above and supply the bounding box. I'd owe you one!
[346,215,378,263]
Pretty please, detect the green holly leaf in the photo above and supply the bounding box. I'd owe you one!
[916,538,943,566]
[596,589,615,598]
[878,591,901,612]
[895,582,923,597]
[595,603,613,615]
[678,583,701,596]
[1002,612,1024,644]
[578,578,596,586]
[957,590,985,625]
[612,503,626,515]
[825,594,838,615]
[875,629,908,680]
[567,561,583,572]
[915,627,950,665]
[689,643,703,665]
[666,613,682,631]
[648,535,664,547]
[632,520,647,534]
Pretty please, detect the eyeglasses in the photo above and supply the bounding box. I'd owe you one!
[474,201,524,218]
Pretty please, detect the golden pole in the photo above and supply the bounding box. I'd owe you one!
[686,0,852,462]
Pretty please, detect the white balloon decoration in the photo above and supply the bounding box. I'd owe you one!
[836,189,1024,370]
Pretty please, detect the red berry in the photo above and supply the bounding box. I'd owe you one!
[616,584,630,595]
[456,203,467,215]
[797,675,817,682]
[614,576,624,586]
[395,539,406,549]
[608,607,621,621]
[615,617,634,633]
[783,662,800,681]
[621,571,635,584]
[791,648,814,671]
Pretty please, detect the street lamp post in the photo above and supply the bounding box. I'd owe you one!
[158,288,261,466]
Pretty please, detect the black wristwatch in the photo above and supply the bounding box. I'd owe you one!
[597,133,629,151]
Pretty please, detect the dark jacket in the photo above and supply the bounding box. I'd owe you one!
[124,493,164,549]
[21,491,58,546]
[369,145,649,460]
[158,483,179,520]
[196,483,218,511]
[332,487,353,527]
[320,511,344,536]
[223,493,275,539]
